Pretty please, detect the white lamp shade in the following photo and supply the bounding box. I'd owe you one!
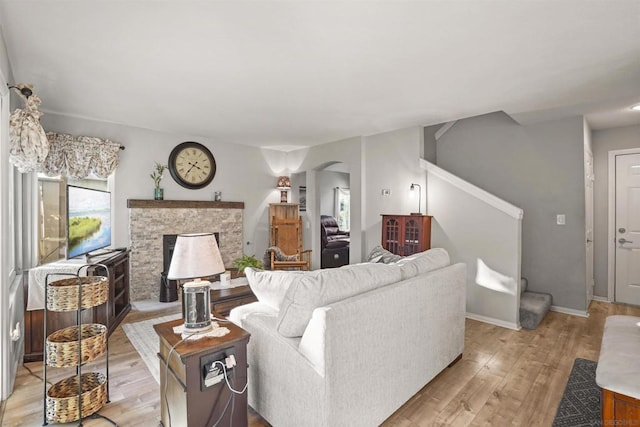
[167,233,225,280]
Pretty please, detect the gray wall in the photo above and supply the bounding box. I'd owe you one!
[428,168,521,328]
[40,112,279,261]
[592,124,640,298]
[363,126,426,254]
[437,112,587,312]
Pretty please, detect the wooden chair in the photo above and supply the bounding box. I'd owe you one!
[269,216,311,270]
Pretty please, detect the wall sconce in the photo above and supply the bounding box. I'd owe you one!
[277,176,291,203]
[167,233,225,333]
[410,183,422,215]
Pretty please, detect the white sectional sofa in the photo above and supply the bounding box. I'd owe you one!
[230,248,466,427]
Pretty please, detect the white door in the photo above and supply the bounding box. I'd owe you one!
[615,153,640,305]
[585,149,594,304]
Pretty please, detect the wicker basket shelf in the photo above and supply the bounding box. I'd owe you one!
[45,372,107,424]
[45,324,107,368]
[46,276,108,311]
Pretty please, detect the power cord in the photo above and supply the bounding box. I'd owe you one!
[22,363,52,386]
[213,360,248,395]
[163,330,203,427]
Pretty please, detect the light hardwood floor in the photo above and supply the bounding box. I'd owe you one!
[2,301,639,426]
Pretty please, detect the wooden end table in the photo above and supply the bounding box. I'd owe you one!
[154,318,251,427]
[209,278,257,316]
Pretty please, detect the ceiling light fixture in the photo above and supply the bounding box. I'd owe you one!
[631,104,640,111]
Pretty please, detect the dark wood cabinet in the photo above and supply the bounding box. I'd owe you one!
[381,214,432,256]
[23,250,131,362]
[211,285,257,317]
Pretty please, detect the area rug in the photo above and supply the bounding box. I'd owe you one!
[122,313,181,384]
[552,358,601,427]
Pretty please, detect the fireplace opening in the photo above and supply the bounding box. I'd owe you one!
[159,233,221,303]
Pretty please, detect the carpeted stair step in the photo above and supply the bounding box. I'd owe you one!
[519,277,552,330]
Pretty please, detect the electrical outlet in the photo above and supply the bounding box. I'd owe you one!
[381,189,391,196]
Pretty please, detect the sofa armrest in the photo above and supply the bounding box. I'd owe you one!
[241,313,327,426]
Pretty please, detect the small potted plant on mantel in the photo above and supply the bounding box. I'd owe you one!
[150,162,167,200]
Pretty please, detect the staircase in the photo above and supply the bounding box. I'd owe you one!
[519,277,552,329]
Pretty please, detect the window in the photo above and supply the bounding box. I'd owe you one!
[36,174,108,265]
[334,187,350,232]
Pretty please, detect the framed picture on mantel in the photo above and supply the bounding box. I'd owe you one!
[299,186,307,211]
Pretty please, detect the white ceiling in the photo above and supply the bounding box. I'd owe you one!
[1,1,639,150]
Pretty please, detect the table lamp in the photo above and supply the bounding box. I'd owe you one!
[167,233,225,333]
[276,176,291,203]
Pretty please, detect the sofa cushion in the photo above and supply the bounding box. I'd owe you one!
[245,267,304,311]
[394,248,450,280]
[366,245,402,264]
[276,262,402,337]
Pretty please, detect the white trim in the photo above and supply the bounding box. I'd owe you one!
[420,158,524,220]
[550,305,589,318]
[434,121,457,140]
[591,295,610,303]
[607,148,640,303]
[466,312,521,331]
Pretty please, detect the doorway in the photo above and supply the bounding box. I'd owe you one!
[608,150,640,305]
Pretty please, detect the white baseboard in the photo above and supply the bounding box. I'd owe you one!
[466,312,521,330]
[550,305,589,318]
[591,296,610,303]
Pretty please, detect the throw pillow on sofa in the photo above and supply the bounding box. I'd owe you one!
[276,262,402,337]
[366,245,402,264]
[394,248,451,280]
[244,267,304,311]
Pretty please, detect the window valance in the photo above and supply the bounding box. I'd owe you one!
[8,84,122,178]
[41,132,121,178]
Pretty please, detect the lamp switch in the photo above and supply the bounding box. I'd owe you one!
[556,214,565,225]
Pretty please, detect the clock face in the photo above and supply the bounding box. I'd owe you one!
[168,142,216,189]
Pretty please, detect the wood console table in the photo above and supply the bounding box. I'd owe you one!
[23,250,131,362]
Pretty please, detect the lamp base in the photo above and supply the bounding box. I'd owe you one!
[410,212,423,216]
[183,322,213,334]
[182,279,213,334]
[280,190,288,203]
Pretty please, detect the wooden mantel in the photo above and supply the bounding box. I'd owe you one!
[127,199,244,209]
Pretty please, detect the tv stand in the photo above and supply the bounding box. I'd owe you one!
[84,247,127,262]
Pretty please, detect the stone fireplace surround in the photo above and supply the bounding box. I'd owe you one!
[127,199,244,300]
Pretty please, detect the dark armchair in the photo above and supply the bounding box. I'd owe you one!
[320,215,350,268]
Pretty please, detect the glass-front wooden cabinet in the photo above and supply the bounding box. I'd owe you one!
[381,214,432,256]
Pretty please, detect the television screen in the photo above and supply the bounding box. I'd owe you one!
[67,185,112,259]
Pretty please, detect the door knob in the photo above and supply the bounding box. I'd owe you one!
[619,238,633,244]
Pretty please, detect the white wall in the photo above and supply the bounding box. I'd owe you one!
[437,112,587,313]
[427,163,522,329]
[40,113,280,262]
[362,126,425,254]
[317,170,349,216]
[592,124,640,298]
[286,137,363,268]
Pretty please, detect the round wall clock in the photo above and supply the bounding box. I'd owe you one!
[168,141,216,189]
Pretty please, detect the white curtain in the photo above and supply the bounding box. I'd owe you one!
[334,187,350,231]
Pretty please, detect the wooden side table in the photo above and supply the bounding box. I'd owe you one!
[154,318,251,427]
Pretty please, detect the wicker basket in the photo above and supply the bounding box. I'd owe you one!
[46,324,107,368]
[46,276,108,311]
[45,372,107,423]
